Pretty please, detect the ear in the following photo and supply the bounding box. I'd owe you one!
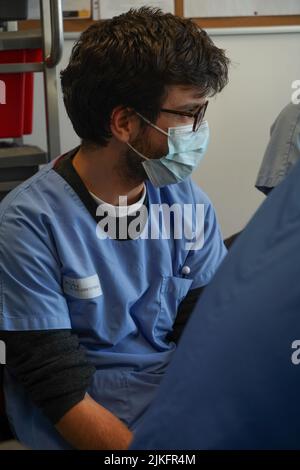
[110,106,141,143]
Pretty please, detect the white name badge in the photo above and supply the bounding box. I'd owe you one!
[63,274,102,299]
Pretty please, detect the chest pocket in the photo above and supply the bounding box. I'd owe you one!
[155,275,193,341]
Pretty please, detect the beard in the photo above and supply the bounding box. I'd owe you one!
[118,127,165,185]
[121,145,148,185]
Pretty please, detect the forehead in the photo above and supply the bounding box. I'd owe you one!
[163,85,206,107]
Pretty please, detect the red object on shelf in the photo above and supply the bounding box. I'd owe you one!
[0,48,43,138]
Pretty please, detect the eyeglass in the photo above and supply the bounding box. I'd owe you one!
[160,100,208,132]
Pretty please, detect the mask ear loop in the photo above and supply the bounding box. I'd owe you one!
[135,111,169,137]
[126,142,150,161]
[127,111,170,160]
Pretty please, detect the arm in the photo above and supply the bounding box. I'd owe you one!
[0,330,132,450]
[0,204,133,449]
[56,393,132,450]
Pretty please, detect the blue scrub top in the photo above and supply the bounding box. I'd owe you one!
[131,159,300,450]
[0,152,226,449]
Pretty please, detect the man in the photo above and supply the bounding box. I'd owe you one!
[0,8,229,449]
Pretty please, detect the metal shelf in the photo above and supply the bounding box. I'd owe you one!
[0,180,25,192]
[0,0,63,162]
[0,30,44,72]
[0,29,42,50]
[0,0,63,200]
[0,145,47,168]
[0,62,43,72]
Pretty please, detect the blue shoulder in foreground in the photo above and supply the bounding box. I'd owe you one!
[131,159,300,450]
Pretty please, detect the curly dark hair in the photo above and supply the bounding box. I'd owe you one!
[61,7,230,147]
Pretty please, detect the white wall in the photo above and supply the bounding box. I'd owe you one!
[193,28,300,237]
[24,28,300,238]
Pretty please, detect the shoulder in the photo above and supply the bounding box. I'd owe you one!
[272,102,300,130]
[0,162,67,244]
[158,178,212,208]
[0,161,67,223]
[269,102,300,145]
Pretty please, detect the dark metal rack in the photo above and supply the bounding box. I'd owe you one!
[0,0,63,200]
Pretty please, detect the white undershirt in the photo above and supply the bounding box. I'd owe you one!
[89,184,146,218]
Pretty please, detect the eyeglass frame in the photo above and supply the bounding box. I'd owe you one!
[160,100,208,132]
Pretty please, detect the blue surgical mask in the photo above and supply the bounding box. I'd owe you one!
[127,113,210,187]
